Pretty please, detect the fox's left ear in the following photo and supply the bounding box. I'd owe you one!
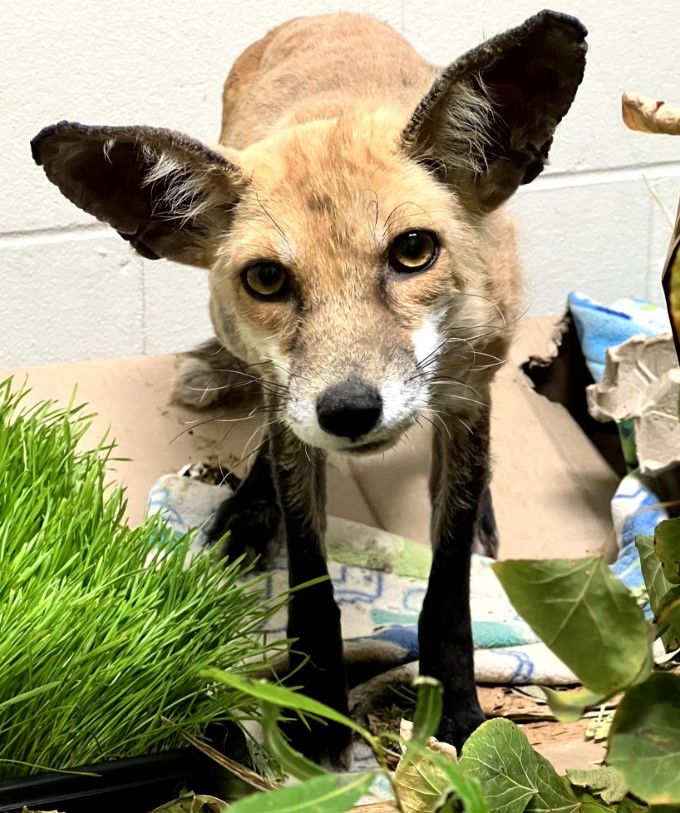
[402,10,587,213]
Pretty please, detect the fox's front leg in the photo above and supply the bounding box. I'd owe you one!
[420,402,491,750]
[269,424,352,770]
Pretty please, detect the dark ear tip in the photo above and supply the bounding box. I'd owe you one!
[30,125,55,165]
[30,120,78,165]
[535,9,588,41]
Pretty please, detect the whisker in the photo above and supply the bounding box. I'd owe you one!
[255,191,291,248]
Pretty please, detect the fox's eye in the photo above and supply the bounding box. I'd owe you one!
[243,262,289,299]
[389,230,439,274]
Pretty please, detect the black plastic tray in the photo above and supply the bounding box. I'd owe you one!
[0,736,242,813]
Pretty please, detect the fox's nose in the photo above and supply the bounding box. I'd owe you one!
[316,378,383,441]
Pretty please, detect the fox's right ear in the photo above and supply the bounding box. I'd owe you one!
[31,121,245,268]
[402,10,587,214]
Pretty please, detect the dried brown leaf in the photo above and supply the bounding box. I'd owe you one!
[622,91,680,135]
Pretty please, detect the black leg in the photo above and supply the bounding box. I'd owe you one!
[204,438,282,569]
[269,425,352,771]
[419,404,491,750]
[473,485,499,558]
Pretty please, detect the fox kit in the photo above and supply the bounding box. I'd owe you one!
[33,10,586,767]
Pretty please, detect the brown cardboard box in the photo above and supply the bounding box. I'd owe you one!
[0,317,618,562]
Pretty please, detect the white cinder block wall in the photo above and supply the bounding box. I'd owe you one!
[2,0,680,366]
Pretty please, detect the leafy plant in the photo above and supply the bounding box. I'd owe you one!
[0,378,284,780]
[494,554,680,810]
[188,543,680,813]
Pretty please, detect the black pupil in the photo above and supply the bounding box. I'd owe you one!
[400,233,426,260]
[258,265,281,288]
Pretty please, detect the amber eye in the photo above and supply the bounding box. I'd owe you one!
[242,262,289,299]
[388,230,439,274]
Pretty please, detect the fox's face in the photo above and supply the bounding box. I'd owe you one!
[209,111,500,454]
[32,11,585,454]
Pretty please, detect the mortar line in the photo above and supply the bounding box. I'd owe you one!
[0,224,109,248]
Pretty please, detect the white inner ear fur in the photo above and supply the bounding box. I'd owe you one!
[141,148,227,224]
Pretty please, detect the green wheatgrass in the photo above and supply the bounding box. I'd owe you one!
[0,378,283,780]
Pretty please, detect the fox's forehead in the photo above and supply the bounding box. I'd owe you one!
[225,112,458,268]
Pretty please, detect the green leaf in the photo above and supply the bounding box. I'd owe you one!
[527,752,579,813]
[493,558,651,695]
[409,677,444,752]
[151,792,227,812]
[636,537,680,650]
[261,703,327,781]
[459,719,538,813]
[608,672,680,804]
[395,747,486,813]
[566,767,628,804]
[656,586,680,643]
[654,520,680,584]
[202,668,371,741]
[568,786,646,813]
[429,752,488,813]
[227,772,375,813]
[540,687,608,723]
[636,537,675,610]
[395,750,457,813]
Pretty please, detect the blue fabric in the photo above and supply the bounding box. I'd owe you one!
[568,292,669,382]
[567,293,672,611]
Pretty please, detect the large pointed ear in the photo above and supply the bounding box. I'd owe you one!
[31,121,245,267]
[402,10,587,213]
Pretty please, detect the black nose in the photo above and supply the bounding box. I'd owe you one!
[316,378,383,441]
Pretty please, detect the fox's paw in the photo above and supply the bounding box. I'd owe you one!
[436,706,486,752]
[204,489,281,569]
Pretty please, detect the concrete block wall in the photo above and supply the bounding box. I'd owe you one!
[2,0,680,366]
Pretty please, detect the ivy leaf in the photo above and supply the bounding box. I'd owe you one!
[395,749,456,813]
[151,792,227,812]
[569,786,647,813]
[394,745,486,813]
[493,558,651,696]
[540,687,608,724]
[527,752,579,813]
[608,672,680,805]
[426,751,488,813]
[226,772,375,813]
[566,767,629,805]
[636,537,679,650]
[654,520,680,584]
[459,719,538,813]
[656,586,680,644]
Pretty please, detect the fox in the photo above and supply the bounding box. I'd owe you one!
[32,10,587,768]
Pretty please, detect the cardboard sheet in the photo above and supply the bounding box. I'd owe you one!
[1,317,618,560]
